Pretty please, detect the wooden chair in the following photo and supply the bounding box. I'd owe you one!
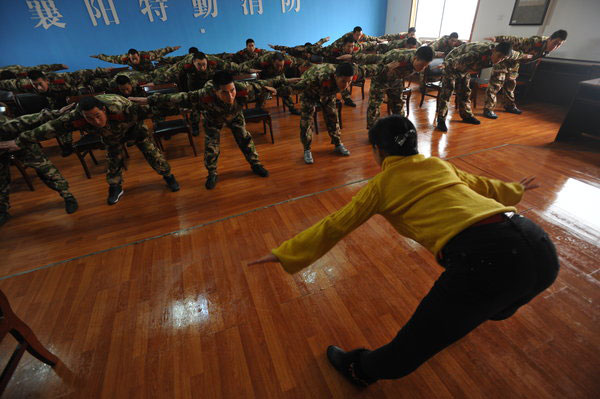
[9,153,35,191]
[470,74,489,109]
[144,84,198,157]
[314,99,343,135]
[243,108,274,144]
[350,76,366,99]
[419,58,444,108]
[0,290,58,395]
[386,85,413,117]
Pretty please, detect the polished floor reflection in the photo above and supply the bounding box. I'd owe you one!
[0,85,598,398]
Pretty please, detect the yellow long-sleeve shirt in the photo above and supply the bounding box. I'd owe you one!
[272,155,524,274]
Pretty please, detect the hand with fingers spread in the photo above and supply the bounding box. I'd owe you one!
[519,176,539,191]
[336,54,352,61]
[264,86,277,96]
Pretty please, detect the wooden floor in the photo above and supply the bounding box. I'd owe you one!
[1,82,598,398]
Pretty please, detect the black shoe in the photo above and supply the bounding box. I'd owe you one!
[462,116,481,125]
[483,109,498,119]
[0,212,10,227]
[251,164,269,177]
[205,174,218,190]
[107,184,123,205]
[326,346,377,388]
[126,141,136,147]
[61,145,74,157]
[64,195,78,214]
[344,99,357,107]
[163,174,180,192]
[288,107,301,116]
[192,126,200,137]
[437,118,448,132]
[504,106,522,114]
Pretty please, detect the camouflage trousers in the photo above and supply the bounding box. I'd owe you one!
[484,61,520,110]
[436,70,473,120]
[300,94,341,150]
[341,88,352,103]
[0,144,71,212]
[367,81,406,130]
[58,131,74,149]
[203,112,261,176]
[106,123,171,185]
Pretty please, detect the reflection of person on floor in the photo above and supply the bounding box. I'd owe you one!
[250,115,559,387]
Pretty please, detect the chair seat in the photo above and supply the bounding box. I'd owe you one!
[471,77,489,86]
[243,108,270,119]
[154,119,188,134]
[74,133,103,148]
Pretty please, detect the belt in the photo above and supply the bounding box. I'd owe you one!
[470,211,514,228]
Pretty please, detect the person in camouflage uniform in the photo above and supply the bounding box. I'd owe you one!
[156,47,200,66]
[132,71,284,189]
[0,63,67,80]
[0,68,112,155]
[483,29,567,119]
[232,39,269,64]
[4,94,180,205]
[241,52,306,114]
[268,37,330,59]
[435,41,513,132]
[362,37,419,54]
[343,46,434,129]
[287,63,360,164]
[0,105,78,226]
[331,26,382,49]
[378,27,416,41]
[429,33,463,58]
[90,46,181,72]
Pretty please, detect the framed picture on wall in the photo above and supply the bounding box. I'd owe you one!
[509,0,551,25]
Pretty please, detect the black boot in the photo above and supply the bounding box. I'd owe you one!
[327,346,377,387]
[0,212,10,227]
[163,174,180,192]
[462,116,481,125]
[288,106,301,115]
[107,184,124,205]
[64,195,79,214]
[344,98,357,107]
[205,174,218,190]
[437,118,448,132]
[191,126,200,137]
[483,109,498,119]
[251,164,269,177]
[61,144,74,157]
[504,105,522,114]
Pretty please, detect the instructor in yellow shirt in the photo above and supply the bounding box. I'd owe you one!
[250,115,559,387]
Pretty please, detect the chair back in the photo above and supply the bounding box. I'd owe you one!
[144,83,178,95]
[14,93,49,115]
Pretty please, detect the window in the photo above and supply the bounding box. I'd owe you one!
[414,0,479,40]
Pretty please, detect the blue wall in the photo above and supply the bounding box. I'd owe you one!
[0,0,387,72]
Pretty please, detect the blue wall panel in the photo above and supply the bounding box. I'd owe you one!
[1,0,387,71]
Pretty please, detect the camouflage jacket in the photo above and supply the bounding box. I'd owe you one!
[444,42,496,73]
[311,44,361,63]
[290,63,356,100]
[0,63,66,78]
[379,32,410,41]
[232,48,268,64]
[494,35,549,61]
[0,68,110,108]
[429,36,463,55]
[147,78,285,123]
[91,46,179,71]
[0,108,66,145]
[331,32,378,49]
[240,52,305,79]
[270,37,329,58]
[153,54,248,86]
[15,94,152,148]
[90,71,151,97]
[352,49,417,88]
[369,38,421,53]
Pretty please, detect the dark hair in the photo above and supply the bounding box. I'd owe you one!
[353,26,362,33]
[368,115,418,156]
[79,96,106,111]
[343,36,356,45]
[449,32,459,39]
[335,62,355,77]
[495,41,513,56]
[115,75,131,85]
[213,70,234,87]
[406,37,417,46]
[272,52,286,62]
[188,46,199,54]
[550,29,567,40]
[27,70,45,81]
[246,38,255,45]
[0,70,16,80]
[415,46,434,62]
[304,42,312,46]
[193,51,207,61]
[128,48,139,55]
[408,27,416,33]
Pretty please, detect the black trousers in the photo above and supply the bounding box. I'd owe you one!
[360,214,559,380]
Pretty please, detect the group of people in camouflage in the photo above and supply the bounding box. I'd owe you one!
[0,25,567,227]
